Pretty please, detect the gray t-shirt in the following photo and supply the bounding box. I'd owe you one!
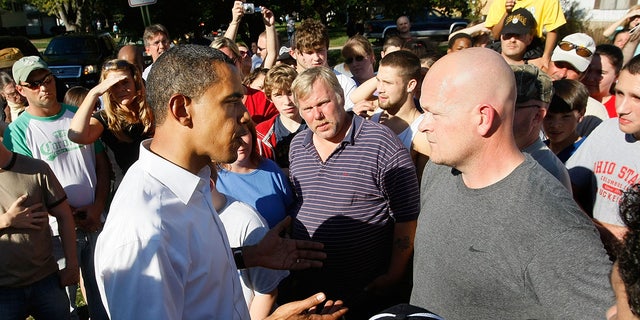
[522,138,571,191]
[411,156,613,319]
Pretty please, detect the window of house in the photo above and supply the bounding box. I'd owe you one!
[595,0,639,10]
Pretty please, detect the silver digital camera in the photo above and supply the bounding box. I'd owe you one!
[242,3,262,14]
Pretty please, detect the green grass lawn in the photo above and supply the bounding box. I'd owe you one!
[30,38,52,52]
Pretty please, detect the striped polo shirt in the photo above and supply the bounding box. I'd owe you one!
[289,113,420,290]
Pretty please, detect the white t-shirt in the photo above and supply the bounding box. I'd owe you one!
[218,196,289,309]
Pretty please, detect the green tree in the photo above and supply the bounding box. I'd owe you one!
[25,0,86,31]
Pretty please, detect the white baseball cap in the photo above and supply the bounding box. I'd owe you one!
[551,33,596,73]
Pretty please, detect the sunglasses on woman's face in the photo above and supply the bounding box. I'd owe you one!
[103,60,132,71]
[557,41,593,58]
[345,55,366,64]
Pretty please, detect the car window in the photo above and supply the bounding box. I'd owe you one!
[45,38,100,55]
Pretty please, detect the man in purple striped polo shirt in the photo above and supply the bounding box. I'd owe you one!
[282,66,420,319]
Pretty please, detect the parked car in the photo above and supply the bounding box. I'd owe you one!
[364,8,468,42]
[0,35,41,58]
[43,33,116,89]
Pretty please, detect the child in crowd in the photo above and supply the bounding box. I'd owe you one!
[543,79,588,163]
[0,142,78,319]
[447,33,472,54]
[243,68,269,91]
[216,120,295,228]
[381,36,403,59]
[582,45,624,118]
[256,64,306,171]
[210,167,288,320]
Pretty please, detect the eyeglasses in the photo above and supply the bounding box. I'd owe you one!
[557,41,593,58]
[345,55,366,64]
[20,73,54,89]
[257,46,266,52]
[103,60,132,71]
[239,50,249,57]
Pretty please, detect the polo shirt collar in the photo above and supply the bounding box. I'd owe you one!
[138,139,209,205]
[302,111,363,147]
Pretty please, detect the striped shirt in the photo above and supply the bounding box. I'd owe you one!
[288,113,419,292]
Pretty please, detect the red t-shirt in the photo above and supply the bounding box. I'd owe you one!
[243,86,278,125]
[603,95,617,118]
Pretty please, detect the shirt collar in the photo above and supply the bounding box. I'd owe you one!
[301,111,362,147]
[138,139,210,204]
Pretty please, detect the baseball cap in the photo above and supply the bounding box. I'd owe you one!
[501,8,536,36]
[277,46,292,61]
[0,47,24,69]
[12,56,49,84]
[551,33,595,73]
[511,64,553,104]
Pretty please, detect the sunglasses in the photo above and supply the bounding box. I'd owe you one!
[345,55,366,64]
[21,73,54,89]
[557,41,592,58]
[103,60,132,71]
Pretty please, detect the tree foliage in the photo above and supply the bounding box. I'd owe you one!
[27,0,85,31]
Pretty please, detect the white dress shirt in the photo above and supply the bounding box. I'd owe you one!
[95,139,249,320]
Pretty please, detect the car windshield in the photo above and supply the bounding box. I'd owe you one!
[45,38,100,55]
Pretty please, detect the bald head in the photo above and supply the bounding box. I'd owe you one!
[118,45,145,74]
[421,47,516,122]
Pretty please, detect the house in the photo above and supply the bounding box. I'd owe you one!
[577,0,636,28]
[0,3,57,36]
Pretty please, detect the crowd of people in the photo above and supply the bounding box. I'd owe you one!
[1,0,640,319]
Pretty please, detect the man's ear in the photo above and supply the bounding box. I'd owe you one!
[533,107,547,125]
[407,79,418,93]
[477,104,496,136]
[168,94,192,127]
[15,85,25,97]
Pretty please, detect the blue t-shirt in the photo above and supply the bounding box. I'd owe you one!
[216,159,294,228]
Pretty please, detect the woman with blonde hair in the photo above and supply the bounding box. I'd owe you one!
[341,34,376,86]
[603,5,640,60]
[68,59,154,173]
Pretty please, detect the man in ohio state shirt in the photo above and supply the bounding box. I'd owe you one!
[566,54,640,241]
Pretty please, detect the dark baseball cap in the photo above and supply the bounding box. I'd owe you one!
[501,8,537,36]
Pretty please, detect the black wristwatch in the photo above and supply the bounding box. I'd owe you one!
[232,247,246,269]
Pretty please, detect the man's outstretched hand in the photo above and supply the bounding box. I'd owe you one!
[244,216,326,270]
[266,292,348,320]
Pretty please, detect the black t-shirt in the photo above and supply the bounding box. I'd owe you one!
[93,110,151,172]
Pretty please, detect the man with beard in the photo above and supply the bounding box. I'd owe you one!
[370,50,430,179]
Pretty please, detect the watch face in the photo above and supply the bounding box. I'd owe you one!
[233,248,245,269]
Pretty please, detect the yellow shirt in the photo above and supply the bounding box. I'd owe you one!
[485,0,566,37]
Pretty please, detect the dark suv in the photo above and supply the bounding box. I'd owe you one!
[364,8,468,42]
[43,33,116,89]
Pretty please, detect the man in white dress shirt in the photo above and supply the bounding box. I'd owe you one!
[94,44,347,320]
